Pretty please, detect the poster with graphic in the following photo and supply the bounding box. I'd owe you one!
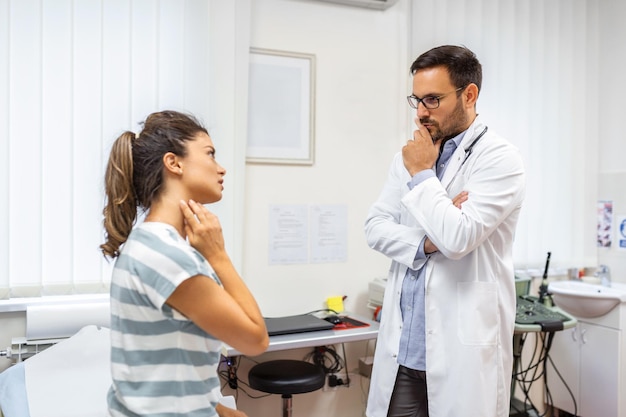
[617,215,626,251]
[597,200,613,247]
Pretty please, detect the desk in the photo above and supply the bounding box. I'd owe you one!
[225,313,379,356]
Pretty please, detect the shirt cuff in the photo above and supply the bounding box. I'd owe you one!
[415,235,427,260]
[407,169,436,190]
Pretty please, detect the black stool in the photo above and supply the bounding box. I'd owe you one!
[248,359,325,417]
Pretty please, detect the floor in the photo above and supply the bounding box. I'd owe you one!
[510,398,540,417]
[510,400,579,417]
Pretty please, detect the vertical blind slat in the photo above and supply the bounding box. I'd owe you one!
[72,1,104,291]
[102,0,132,134]
[9,0,43,294]
[183,0,211,118]
[130,1,157,121]
[0,0,11,297]
[41,0,73,292]
[157,1,185,109]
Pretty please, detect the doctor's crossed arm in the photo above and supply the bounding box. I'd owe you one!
[424,190,468,254]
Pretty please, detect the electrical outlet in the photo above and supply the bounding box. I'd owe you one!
[322,373,359,392]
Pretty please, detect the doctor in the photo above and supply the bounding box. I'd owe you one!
[364,45,525,417]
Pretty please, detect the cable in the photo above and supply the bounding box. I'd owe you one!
[218,356,272,400]
[340,342,351,387]
[304,345,344,374]
[306,308,339,316]
[359,339,375,414]
[304,344,351,387]
[546,344,578,416]
[512,331,557,416]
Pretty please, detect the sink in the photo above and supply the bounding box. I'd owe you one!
[548,280,626,318]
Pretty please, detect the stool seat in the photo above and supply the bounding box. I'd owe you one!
[248,359,325,395]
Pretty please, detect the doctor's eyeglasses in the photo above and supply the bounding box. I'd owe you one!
[407,86,466,110]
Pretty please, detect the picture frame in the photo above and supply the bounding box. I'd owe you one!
[246,48,316,165]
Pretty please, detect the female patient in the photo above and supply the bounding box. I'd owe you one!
[100,110,268,417]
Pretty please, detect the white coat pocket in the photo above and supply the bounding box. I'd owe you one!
[456,281,498,345]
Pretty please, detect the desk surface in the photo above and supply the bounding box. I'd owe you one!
[225,313,379,356]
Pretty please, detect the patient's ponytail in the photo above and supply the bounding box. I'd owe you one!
[100,131,136,258]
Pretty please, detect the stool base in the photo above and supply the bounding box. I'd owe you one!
[282,394,292,417]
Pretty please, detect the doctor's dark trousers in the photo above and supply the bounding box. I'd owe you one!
[386,365,429,417]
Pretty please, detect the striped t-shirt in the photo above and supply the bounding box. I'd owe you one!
[107,222,223,417]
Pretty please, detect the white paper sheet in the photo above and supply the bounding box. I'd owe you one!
[269,204,308,264]
[310,204,347,263]
[24,325,111,417]
[0,362,29,417]
[219,395,237,409]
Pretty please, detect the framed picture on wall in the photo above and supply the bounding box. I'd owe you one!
[246,48,316,165]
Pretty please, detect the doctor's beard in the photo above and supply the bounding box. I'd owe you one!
[421,97,470,143]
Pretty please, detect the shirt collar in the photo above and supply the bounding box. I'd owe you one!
[439,131,466,163]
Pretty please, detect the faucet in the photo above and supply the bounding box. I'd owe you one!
[595,264,611,287]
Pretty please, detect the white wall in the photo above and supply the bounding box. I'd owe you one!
[597,0,626,280]
[599,0,626,174]
[234,1,409,415]
[242,0,409,319]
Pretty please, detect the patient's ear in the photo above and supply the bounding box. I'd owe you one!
[162,152,182,176]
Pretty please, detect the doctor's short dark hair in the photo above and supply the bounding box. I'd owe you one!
[410,45,482,93]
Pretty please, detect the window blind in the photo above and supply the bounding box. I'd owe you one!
[0,0,249,299]
[409,0,599,268]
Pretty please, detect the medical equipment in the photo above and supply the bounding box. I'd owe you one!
[537,251,552,305]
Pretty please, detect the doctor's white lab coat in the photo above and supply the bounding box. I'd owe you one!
[364,118,525,417]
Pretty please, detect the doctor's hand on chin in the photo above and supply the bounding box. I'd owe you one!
[402,118,440,176]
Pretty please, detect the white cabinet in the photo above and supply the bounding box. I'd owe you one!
[549,305,624,416]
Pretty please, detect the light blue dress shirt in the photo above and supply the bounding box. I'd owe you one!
[397,131,466,371]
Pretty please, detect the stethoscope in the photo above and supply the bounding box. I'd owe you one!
[460,126,488,167]
[442,126,488,187]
